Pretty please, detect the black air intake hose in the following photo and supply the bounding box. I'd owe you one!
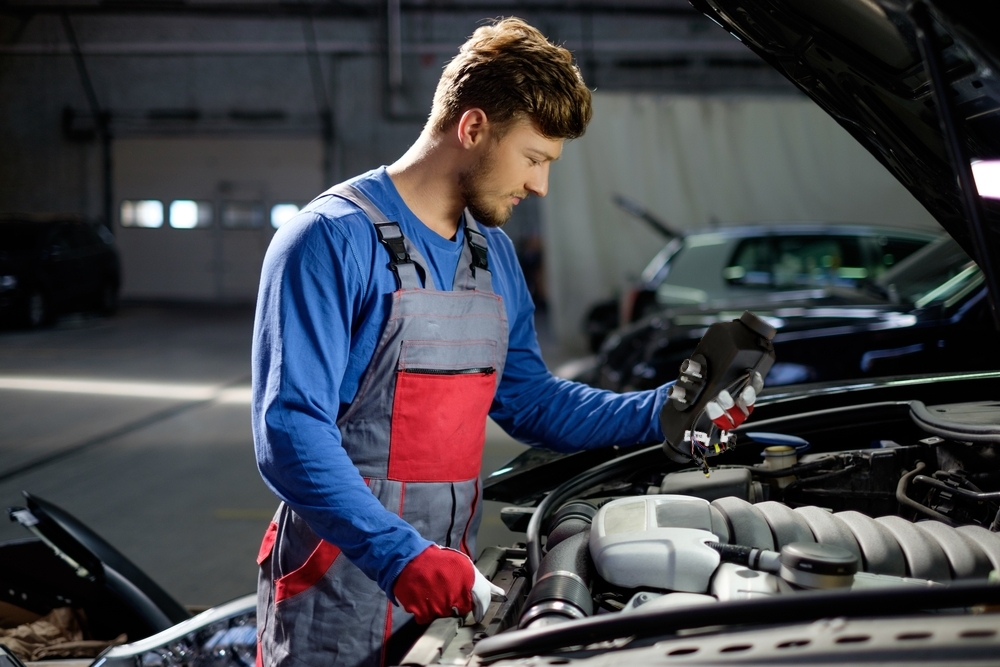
[519,530,594,629]
[545,501,597,551]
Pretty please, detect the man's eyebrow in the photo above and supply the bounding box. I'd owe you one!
[527,148,560,162]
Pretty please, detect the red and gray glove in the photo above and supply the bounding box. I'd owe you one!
[393,545,503,624]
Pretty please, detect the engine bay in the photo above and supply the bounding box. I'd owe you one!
[437,395,1000,665]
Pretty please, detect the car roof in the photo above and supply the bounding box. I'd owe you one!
[682,223,942,241]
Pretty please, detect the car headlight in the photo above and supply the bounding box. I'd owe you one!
[97,595,256,667]
[0,275,16,291]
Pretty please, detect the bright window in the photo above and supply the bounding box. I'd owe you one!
[169,200,213,229]
[972,160,1000,199]
[270,203,300,229]
[120,200,163,228]
[222,201,265,229]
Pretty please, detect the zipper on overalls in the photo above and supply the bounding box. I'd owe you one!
[445,484,457,548]
[402,367,495,375]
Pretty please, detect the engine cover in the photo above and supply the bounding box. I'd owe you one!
[589,495,726,593]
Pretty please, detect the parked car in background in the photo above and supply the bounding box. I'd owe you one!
[585,224,939,351]
[0,217,120,328]
[578,234,998,390]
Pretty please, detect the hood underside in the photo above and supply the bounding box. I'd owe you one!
[690,0,1000,267]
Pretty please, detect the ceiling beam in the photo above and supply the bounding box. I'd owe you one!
[0,37,752,57]
[0,1,701,19]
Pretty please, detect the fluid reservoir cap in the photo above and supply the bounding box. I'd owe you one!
[738,311,777,340]
[779,542,858,590]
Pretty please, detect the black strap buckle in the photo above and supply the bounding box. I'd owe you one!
[375,223,411,266]
[466,230,489,273]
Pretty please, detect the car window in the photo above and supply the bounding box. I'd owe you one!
[725,235,867,288]
[874,237,927,271]
[0,223,48,254]
[653,236,734,305]
[876,237,982,307]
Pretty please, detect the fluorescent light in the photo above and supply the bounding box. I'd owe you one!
[971,160,1000,200]
[170,200,199,229]
[121,200,164,228]
[271,203,300,229]
[0,375,252,404]
[169,200,213,229]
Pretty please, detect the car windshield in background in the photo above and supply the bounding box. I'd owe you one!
[875,237,983,308]
[651,228,933,307]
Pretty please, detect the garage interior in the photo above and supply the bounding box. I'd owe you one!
[0,1,949,610]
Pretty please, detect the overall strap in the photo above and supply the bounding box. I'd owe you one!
[457,212,494,293]
[328,182,426,290]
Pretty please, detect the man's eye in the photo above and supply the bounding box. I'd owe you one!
[529,159,540,166]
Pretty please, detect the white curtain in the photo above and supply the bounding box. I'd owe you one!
[541,93,942,353]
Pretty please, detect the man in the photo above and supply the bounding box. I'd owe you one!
[252,17,753,667]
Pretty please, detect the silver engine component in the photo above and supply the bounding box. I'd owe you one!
[589,496,728,593]
[589,495,1000,610]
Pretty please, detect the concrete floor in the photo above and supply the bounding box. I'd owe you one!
[0,305,538,608]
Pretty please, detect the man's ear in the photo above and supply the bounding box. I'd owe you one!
[456,108,490,150]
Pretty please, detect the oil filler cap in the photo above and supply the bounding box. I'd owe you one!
[779,542,858,590]
[738,311,776,340]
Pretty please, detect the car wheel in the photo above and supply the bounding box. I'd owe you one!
[25,290,51,328]
[97,280,119,315]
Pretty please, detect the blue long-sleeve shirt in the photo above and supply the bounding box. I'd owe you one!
[252,167,670,596]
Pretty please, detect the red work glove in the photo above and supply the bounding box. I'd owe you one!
[393,545,474,624]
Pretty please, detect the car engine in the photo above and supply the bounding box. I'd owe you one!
[440,319,1000,665]
[503,418,999,628]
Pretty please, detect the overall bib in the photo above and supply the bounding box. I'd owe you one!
[256,183,509,667]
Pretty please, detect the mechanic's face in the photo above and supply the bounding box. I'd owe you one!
[459,120,563,228]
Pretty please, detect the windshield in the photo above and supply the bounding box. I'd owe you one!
[0,222,48,254]
[876,237,982,307]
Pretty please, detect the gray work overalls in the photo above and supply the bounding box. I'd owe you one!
[256,183,509,667]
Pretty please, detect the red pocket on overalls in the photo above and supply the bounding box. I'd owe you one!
[388,366,496,482]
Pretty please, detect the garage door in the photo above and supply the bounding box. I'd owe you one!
[113,137,324,302]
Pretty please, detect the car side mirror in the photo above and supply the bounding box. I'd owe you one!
[723,265,747,285]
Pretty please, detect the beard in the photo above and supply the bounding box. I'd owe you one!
[458,144,516,228]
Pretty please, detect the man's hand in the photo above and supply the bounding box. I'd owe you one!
[394,545,502,624]
[471,564,505,623]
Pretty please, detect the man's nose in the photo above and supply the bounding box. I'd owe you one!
[526,163,550,198]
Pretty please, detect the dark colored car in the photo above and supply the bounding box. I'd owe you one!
[583,233,999,391]
[0,217,121,327]
[585,224,938,352]
[4,1,1000,666]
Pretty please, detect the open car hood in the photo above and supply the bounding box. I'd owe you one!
[690,0,1000,286]
[7,493,191,633]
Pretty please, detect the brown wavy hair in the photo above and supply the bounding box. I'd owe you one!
[428,17,593,140]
